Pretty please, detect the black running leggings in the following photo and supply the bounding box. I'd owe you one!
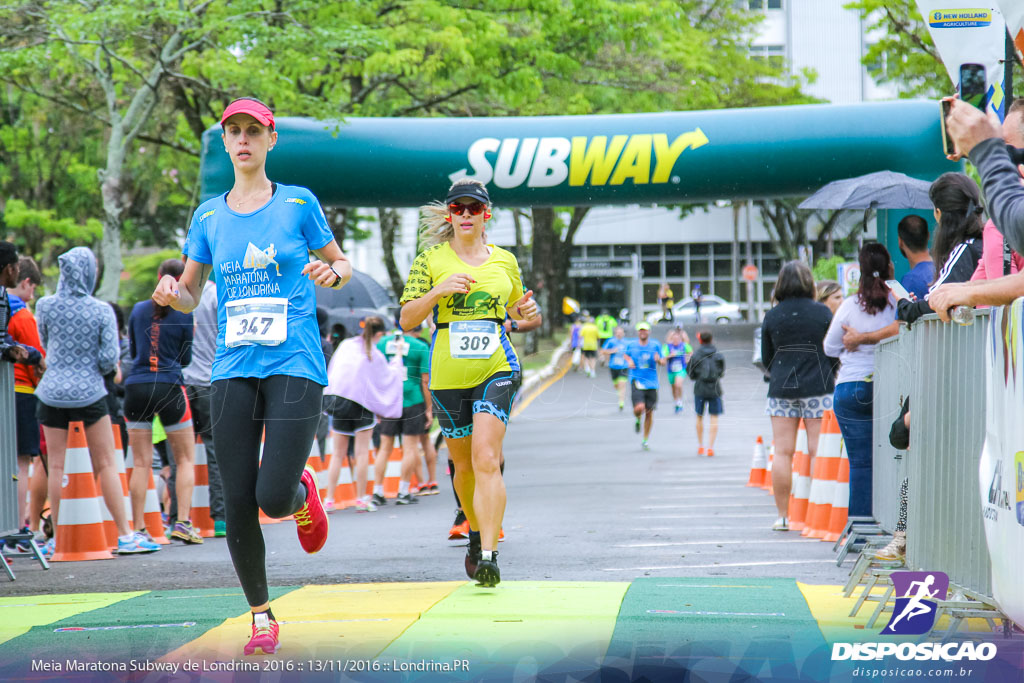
[211,375,323,607]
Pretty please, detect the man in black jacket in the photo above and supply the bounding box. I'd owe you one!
[688,331,725,456]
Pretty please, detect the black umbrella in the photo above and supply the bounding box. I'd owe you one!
[315,269,393,311]
[798,171,933,210]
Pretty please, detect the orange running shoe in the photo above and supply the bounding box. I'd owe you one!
[243,612,280,655]
[697,447,705,456]
[448,509,468,540]
[707,448,715,457]
[499,528,505,542]
[295,466,328,554]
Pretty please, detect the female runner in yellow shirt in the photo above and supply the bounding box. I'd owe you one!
[399,178,538,587]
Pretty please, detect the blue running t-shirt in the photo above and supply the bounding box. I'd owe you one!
[663,342,691,374]
[602,337,629,370]
[186,185,334,385]
[625,340,661,390]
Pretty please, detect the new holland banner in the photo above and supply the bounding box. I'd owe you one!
[982,302,1024,630]
[996,0,1024,60]
[916,2,1008,120]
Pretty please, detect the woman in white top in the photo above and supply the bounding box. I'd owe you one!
[823,243,897,519]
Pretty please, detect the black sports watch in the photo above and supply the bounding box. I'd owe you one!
[509,319,519,332]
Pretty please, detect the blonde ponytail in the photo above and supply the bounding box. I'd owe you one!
[361,316,386,360]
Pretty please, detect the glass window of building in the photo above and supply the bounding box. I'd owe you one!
[641,244,661,256]
[690,243,709,256]
[571,245,584,258]
[642,260,662,278]
[586,245,610,257]
[643,283,660,305]
[666,259,685,277]
[614,245,635,257]
[665,243,685,256]
[690,259,709,277]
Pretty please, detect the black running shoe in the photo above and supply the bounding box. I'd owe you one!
[464,535,481,579]
[371,492,388,507]
[474,551,500,587]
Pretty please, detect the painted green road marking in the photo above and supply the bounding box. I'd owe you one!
[0,586,298,675]
[0,592,147,647]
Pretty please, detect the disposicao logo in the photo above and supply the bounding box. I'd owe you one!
[929,9,992,28]
[881,571,948,635]
[449,131,708,190]
[831,570,997,662]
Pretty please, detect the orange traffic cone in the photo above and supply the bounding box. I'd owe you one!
[788,420,812,531]
[126,447,171,545]
[824,440,850,542]
[330,450,359,509]
[112,426,132,530]
[747,436,768,487]
[190,436,215,537]
[381,447,403,498]
[762,441,774,492]
[306,439,328,502]
[51,422,115,562]
[803,410,841,539]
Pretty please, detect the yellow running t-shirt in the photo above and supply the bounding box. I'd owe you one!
[581,322,599,351]
[400,243,526,390]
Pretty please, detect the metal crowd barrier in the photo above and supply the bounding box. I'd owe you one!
[1,362,20,536]
[873,311,991,598]
[872,328,913,534]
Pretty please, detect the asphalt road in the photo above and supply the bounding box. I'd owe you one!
[3,336,852,596]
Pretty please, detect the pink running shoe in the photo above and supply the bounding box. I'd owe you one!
[243,612,280,655]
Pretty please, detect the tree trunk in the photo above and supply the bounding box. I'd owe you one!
[378,207,405,297]
[530,207,558,338]
[95,126,127,301]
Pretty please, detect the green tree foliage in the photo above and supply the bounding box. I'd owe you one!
[118,249,182,310]
[813,254,845,282]
[844,0,954,97]
[1,0,813,306]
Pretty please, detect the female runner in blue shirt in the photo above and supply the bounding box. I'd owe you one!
[153,97,350,656]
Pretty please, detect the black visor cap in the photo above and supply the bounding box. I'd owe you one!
[446,184,490,205]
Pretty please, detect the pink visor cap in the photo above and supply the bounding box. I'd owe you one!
[221,98,275,129]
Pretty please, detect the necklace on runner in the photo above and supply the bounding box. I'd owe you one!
[230,186,271,211]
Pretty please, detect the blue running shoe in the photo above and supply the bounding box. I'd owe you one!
[118,532,161,554]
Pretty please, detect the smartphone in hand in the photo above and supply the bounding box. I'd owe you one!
[886,279,911,301]
[940,99,955,156]
[959,63,988,111]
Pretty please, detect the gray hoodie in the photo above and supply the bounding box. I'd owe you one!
[35,247,119,408]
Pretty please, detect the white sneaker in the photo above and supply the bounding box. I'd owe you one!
[355,498,378,512]
[772,517,789,531]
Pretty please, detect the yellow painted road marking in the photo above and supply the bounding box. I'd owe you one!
[0,591,148,646]
[161,582,463,663]
[797,583,997,642]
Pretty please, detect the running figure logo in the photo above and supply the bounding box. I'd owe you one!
[881,571,949,635]
[243,242,281,277]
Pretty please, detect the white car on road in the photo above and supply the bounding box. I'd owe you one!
[646,295,743,325]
